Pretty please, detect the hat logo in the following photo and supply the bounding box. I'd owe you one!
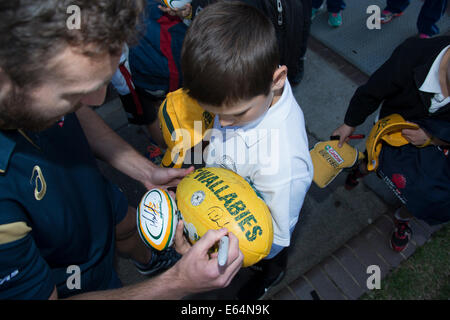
[324,145,344,165]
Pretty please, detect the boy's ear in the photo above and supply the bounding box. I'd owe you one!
[271,65,288,91]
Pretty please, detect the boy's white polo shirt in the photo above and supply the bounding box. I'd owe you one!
[204,80,313,247]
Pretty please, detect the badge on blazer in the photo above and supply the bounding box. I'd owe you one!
[30,165,47,201]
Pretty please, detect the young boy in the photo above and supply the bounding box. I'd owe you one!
[332,36,450,253]
[175,1,314,299]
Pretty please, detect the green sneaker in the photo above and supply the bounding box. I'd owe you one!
[328,11,342,27]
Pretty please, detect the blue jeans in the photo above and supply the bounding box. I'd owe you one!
[312,0,346,13]
[385,0,448,36]
[264,226,296,260]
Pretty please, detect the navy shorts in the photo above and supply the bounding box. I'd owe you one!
[119,86,162,126]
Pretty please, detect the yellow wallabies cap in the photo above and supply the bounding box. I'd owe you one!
[310,140,364,188]
[366,114,419,171]
[158,89,214,168]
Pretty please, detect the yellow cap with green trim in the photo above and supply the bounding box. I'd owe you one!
[366,114,419,171]
[310,140,364,188]
[158,89,214,168]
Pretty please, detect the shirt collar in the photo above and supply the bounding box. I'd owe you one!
[419,45,450,95]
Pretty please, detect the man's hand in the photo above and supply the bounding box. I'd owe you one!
[171,225,243,295]
[402,125,432,146]
[76,106,194,191]
[144,166,194,190]
[331,124,356,147]
[65,224,243,300]
[158,3,192,19]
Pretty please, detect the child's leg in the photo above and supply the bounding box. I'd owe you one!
[391,206,413,252]
[326,0,346,13]
[119,86,166,149]
[236,226,295,299]
[261,246,289,282]
[236,247,288,300]
[385,0,411,13]
[416,0,447,37]
[312,0,325,9]
[345,155,370,190]
[146,105,166,149]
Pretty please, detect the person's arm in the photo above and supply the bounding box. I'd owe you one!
[344,39,413,127]
[333,39,415,147]
[75,106,193,190]
[401,126,450,147]
[55,224,243,300]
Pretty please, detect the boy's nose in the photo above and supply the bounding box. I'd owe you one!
[219,117,234,127]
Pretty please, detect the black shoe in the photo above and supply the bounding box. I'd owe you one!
[133,247,181,276]
[236,269,285,300]
[236,248,288,300]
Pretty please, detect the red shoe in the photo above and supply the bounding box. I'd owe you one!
[419,33,431,39]
[390,218,412,253]
[380,10,404,24]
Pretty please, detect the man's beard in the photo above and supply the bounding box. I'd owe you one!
[1,85,67,132]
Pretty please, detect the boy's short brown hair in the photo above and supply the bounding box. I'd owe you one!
[181,1,280,107]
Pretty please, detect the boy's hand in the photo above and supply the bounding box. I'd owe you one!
[331,124,356,147]
[158,3,192,19]
[402,125,432,146]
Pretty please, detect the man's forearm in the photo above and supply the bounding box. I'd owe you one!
[76,106,154,185]
[66,267,188,300]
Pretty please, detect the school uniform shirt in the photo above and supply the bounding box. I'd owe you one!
[419,45,450,113]
[345,36,450,127]
[0,114,128,299]
[342,36,450,224]
[204,80,313,247]
[111,45,131,95]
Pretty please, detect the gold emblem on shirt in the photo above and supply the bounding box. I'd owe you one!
[31,165,46,201]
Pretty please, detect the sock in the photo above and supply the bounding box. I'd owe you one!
[394,208,411,222]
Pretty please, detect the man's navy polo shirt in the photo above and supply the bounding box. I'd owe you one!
[0,113,128,299]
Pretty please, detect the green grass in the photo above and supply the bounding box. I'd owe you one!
[361,223,450,300]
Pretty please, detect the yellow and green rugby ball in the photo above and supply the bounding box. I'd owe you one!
[160,0,192,10]
[137,188,178,251]
[176,167,274,267]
